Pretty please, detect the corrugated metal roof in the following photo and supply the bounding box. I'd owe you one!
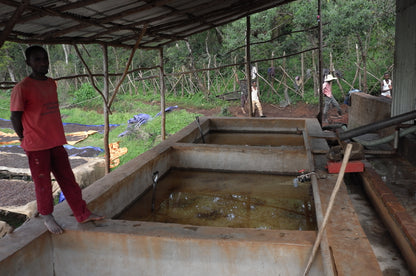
[0,0,295,49]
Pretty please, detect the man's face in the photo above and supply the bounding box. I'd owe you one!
[26,49,49,75]
[384,74,390,79]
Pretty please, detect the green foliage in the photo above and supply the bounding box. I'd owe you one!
[220,105,232,117]
[70,83,101,109]
[0,0,396,107]
[0,42,13,74]
[0,91,11,119]
[60,108,105,125]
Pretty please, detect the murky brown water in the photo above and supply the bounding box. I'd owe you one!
[117,169,316,230]
[195,131,305,148]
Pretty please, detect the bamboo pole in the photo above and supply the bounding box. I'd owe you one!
[282,51,290,104]
[108,25,148,108]
[159,48,166,140]
[102,44,111,173]
[318,0,324,124]
[73,44,108,108]
[331,52,345,96]
[270,51,274,96]
[301,52,305,97]
[303,143,353,275]
[257,73,282,99]
[312,50,318,96]
[245,16,253,117]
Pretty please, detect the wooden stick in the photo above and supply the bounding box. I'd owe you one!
[303,143,353,276]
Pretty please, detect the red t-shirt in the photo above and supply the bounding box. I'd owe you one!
[10,77,67,151]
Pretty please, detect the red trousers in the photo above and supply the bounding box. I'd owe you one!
[26,146,91,222]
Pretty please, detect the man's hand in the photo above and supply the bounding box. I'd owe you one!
[10,111,24,139]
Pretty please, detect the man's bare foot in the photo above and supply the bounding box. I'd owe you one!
[41,214,64,234]
[80,213,104,224]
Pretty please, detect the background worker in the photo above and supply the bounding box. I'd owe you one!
[251,81,265,117]
[381,73,392,98]
[10,46,103,234]
[322,73,342,122]
[235,73,248,114]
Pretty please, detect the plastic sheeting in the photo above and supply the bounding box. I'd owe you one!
[118,106,178,137]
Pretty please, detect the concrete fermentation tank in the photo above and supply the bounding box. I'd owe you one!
[0,117,381,275]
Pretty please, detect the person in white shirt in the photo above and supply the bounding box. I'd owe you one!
[381,73,392,98]
[251,81,265,117]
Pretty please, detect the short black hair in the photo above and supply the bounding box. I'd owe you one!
[25,45,47,60]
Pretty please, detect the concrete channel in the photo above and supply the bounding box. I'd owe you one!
[0,117,384,275]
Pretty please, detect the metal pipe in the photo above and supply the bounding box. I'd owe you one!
[338,110,416,141]
[393,129,399,149]
[151,171,159,212]
[364,149,397,155]
[352,126,416,149]
[352,125,416,147]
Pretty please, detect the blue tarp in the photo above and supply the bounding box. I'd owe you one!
[155,105,178,117]
[62,122,120,127]
[344,89,361,105]
[127,113,152,126]
[118,106,178,137]
[0,144,103,157]
[64,145,104,157]
[59,192,66,202]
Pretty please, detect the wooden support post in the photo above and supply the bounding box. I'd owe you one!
[245,16,253,117]
[270,52,275,96]
[102,44,111,173]
[318,0,324,124]
[301,52,305,97]
[159,48,166,140]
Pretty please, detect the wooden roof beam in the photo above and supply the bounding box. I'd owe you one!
[0,0,102,25]
[34,0,173,40]
[0,0,113,37]
[0,0,29,48]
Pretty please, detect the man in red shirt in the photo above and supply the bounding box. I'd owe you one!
[10,46,103,234]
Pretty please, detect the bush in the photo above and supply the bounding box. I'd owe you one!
[70,83,101,109]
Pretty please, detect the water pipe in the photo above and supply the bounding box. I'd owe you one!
[338,123,416,148]
[151,171,159,212]
[352,125,416,147]
[337,110,416,141]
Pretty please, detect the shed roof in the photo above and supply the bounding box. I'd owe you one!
[1,0,295,49]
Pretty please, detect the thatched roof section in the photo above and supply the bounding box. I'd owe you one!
[0,0,295,49]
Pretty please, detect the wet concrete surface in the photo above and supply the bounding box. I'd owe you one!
[346,173,411,275]
[368,156,416,219]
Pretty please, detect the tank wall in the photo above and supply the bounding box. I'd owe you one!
[0,232,53,275]
[85,145,173,218]
[209,117,306,132]
[52,222,323,276]
[0,117,322,275]
[179,117,307,143]
[171,144,309,173]
[348,92,391,130]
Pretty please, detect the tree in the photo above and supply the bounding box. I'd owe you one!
[324,0,395,92]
